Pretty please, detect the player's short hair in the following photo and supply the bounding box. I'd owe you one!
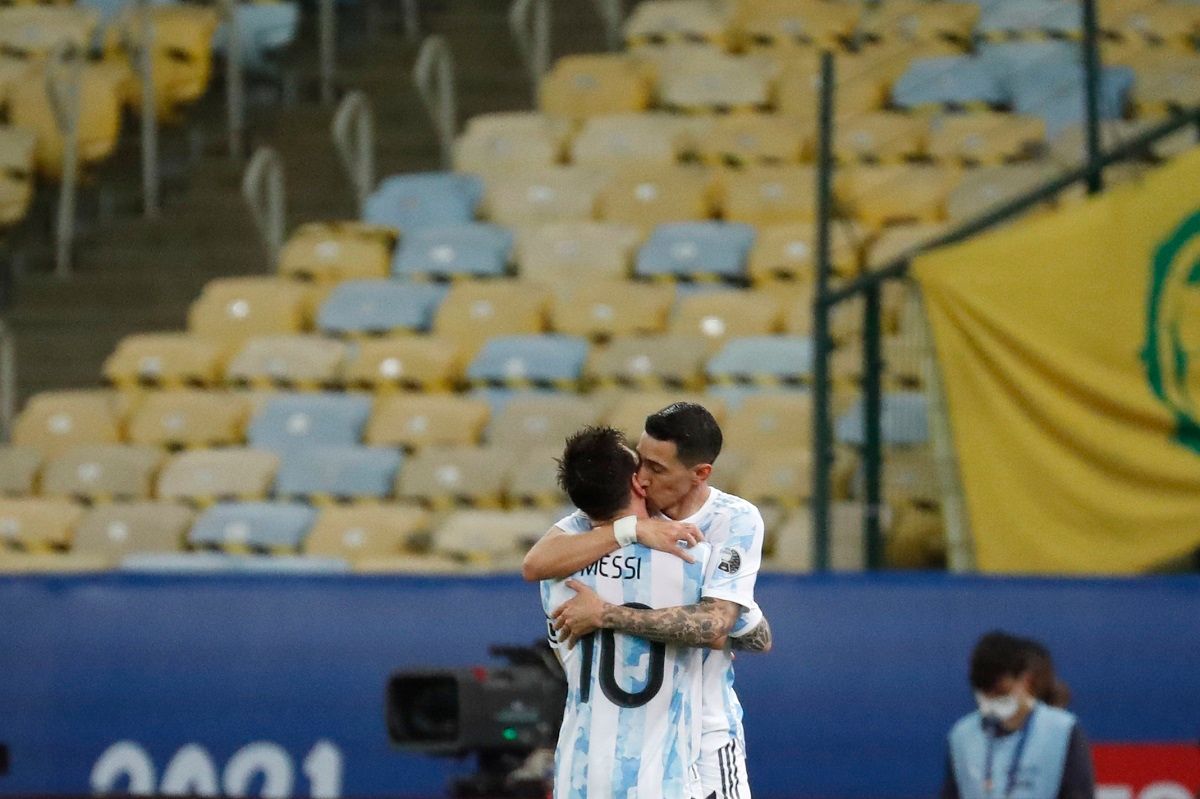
[969,631,1032,691]
[644,402,722,467]
[557,426,638,521]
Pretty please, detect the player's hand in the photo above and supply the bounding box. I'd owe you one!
[551,579,607,649]
[635,519,703,563]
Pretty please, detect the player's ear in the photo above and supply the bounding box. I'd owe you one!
[631,472,647,498]
[692,463,713,483]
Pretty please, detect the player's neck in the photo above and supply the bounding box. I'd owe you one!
[664,484,712,521]
[597,498,649,525]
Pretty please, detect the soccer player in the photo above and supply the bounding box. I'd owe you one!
[527,402,771,799]
[542,426,711,799]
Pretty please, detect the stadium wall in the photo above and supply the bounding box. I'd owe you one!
[0,573,1197,798]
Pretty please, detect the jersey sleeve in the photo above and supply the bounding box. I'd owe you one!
[728,601,764,639]
[701,503,764,609]
[553,509,592,535]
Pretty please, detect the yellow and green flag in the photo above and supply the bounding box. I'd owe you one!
[914,149,1200,574]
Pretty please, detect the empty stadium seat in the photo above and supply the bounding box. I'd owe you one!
[656,50,773,112]
[976,0,1082,42]
[0,6,96,58]
[466,335,590,389]
[602,391,725,439]
[365,395,490,450]
[343,336,463,392]
[571,113,685,169]
[550,279,675,340]
[1131,55,1200,117]
[247,393,372,451]
[107,3,219,119]
[836,391,930,446]
[433,281,550,355]
[694,114,805,166]
[0,126,35,228]
[487,393,605,455]
[767,504,869,572]
[586,335,711,389]
[157,448,279,505]
[735,448,812,508]
[1009,62,1134,136]
[432,508,551,568]
[927,112,1047,166]
[41,444,162,502]
[73,502,195,561]
[775,52,887,120]
[396,446,514,509]
[103,333,224,388]
[13,391,122,456]
[748,222,864,282]
[865,224,949,270]
[723,392,813,452]
[363,172,483,232]
[624,0,736,48]
[304,504,431,562]
[1110,3,1199,49]
[454,112,570,174]
[858,0,979,46]
[881,445,941,509]
[316,280,446,337]
[0,446,41,497]
[740,0,860,49]
[707,335,813,386]
[946,163,1061,222]
[188,278,312,350]
[835,112,927,164]
[845,165,958,228]
[189,501,316,554]
[719,166,821,226]
[484,166,604,226]
[0,497,82,551]
[277,222,396,282]
[635,222,755,282]
[392,224,514,281]
[1047,118,1156,167]
[891,56,1006,110]
[539,54,653,120]
[224,335,347,390]
[508,445,567,508]
[126,391,248,449]
[597,165,716,230]
[670,289,783,348]
[211,0,299,75]
[274,446,402,502]
[515,222,642,284]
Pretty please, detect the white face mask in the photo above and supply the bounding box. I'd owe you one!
[975,691,1022,724]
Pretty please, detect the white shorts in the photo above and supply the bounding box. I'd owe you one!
[697,738,750,799]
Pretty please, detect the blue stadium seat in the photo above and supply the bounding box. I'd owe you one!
[212,1,300,75]
[188,502,317,553]
[392,224,514,280]
[316,280,447,336]
[892,56,1006,110]
[247,393,372,451]
[975,0,1081,41]
[635,223,756,283]
[120,552,348,573]
[706,336,813,386]
[1010,64,1134,136]
[466,335,590,389]
[835,391,930,446]
[274,446,402,501]
[363,172,483,233]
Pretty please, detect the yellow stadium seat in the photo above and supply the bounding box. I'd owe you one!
[432,508,551,570]
[0,497,82,551]
[550,279,675,341]
[433,281,550,356]
[126,390,249,449]
[507,445,567,508]
[41,444,163,502]
[775,52,888,121]
[945,163,1060,223]
[845,165,959,228]
[669,289,783,349]
[723,392,813,452]
[1047,118,1155,168]
[748,221,864,282]
[73,501,194,561]
[343,336,463,393]
[103,333,224,388]
[0,7,96,59]
[188,277,313,351]
[884,444,941,509]
[454,112,571,173]
[624,0,738,49]
[487,394,606,455]
[106,4,219,119]
[739,0,860,49]
[927,112,1046,166]
[1111,4,1199,49]
[570,113,686,169]
[835,112,927,164]
[657,50,775,112]
[693,113,805,166]
[597,165,715,230]
[539,54,653,120]
[483,166,605,226]
[719,165,819,226]
[396,446,514,510]
[0,446,41,496]
[0,125,35,227]
[278,222,397,282]
[859,0,979,46]
[225,335,348,390]
[602,391,727,440]
[865,223,948,271]
[515,222,642,284]
[766,504,871,572]
[1132,55,1200,116]
[304,504,431,561]
[156,448,279,505]
[587,335,711,390]
[886,502,946,569]
[14,390,123,456]
[365,394,490,451]
[734,447,812,507]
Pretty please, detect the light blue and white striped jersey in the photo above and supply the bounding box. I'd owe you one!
[542,510,711,799]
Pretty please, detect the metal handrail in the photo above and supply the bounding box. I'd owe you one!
[242,147,286,265]
[318,0,336,105]
[221,0,244,159]
[134,0,160,217]
[332,91,375,215]
[592,0,622,50]
[509,0,550,102]
[0,319,15,442]
[45,42,82,280]
[402,0,419,42]
[413,35,456,169]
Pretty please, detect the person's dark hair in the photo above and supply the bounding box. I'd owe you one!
[643,402,722,467]
[1019,637,1071,707]
[557,426,638,521]
[969,631,1032,691]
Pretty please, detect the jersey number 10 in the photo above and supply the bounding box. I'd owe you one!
[579,603,667,709]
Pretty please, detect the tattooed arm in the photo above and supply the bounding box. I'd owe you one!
[730,615,773,653]
[552,581,740,648]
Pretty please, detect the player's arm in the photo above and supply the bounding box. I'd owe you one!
[552,583,740,648]
[729,614,773,653]
[521,519,704,582]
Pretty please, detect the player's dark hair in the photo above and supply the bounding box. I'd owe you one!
[969,631,1032,691]
[557,426,638,521]
[643,402,722,467]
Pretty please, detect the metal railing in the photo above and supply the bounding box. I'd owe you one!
[592,0,623,51]
[319,0,336,106]
[402,0,420,42]
[332,91,375,215]
[0,319,15,442]
[134,0,160,217]
[45,43,82,280]
[242,147,286,265]
[221,0,245,160]
[413,35,456,169]
[509,0,550,102]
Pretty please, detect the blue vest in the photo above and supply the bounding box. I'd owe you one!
[948,703,1077,799]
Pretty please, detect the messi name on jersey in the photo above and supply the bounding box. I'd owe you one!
[577,554,643,580]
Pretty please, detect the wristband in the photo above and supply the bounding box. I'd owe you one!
[613,515,638,548]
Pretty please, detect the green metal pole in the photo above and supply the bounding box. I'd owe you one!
[862,283,884,569]
[812,50,835,572]
[1082,0,1103,194]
